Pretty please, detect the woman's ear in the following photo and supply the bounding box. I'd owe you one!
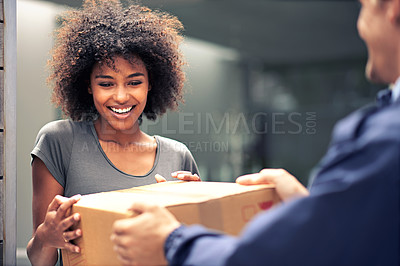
[88,85,92,94]
[148,84,152,91]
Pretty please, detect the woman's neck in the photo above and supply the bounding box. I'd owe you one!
[93,119,153,147]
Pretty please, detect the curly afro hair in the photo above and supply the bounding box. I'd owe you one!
[48,0,186,121]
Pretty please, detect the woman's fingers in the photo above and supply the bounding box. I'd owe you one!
[171,171,201,181]
[171,171,192,178]
[60,214,82,252]
[59,213,80,232]
[154,174,167,183]
[62,228,82,243]
[47,195,67,212]
[36,195,83,251]
[156,171,201,182]
[54,195,81,221]
[182,173,200,181]
[63,241,81,253]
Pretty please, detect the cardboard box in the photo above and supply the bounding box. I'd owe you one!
[62,181,280,265]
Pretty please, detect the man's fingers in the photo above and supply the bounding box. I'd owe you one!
[112,218,134,236]
[237,169,308,202]
[236,173,265,185]
[114,203,160,235]
[128,201,158,215]
[237,169,289,185]
[112,213,150,236]
[115,252,134,266]
[111,228,134,248]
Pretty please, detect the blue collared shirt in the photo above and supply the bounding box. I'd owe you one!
[391,76,400,102]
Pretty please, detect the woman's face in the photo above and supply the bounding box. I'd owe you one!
[89,55,150,134]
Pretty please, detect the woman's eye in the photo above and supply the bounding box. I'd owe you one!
[129,81,143,86]
[99,83,113,87]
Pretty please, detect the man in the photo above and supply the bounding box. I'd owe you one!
[110,0,400,265]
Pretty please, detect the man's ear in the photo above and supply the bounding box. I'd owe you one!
[388,0,400,25]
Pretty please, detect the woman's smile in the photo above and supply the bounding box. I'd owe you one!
[108,106,134,114]
[107,105,136,120]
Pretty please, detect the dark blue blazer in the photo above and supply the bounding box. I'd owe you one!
[166,91,400,266]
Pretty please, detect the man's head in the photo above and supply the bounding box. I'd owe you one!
[357,0,400,84]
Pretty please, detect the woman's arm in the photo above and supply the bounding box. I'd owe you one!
[27,158,81,266]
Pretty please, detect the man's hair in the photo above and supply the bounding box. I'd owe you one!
[48,0,186,121]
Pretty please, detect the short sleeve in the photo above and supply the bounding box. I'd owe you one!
[31,120,74,188]
[182,146,200,176]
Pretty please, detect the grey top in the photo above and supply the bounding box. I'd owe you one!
[31,120,199,197]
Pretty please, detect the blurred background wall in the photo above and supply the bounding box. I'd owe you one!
[16,0,384,264]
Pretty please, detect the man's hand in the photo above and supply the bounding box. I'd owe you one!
[111,202,181,265]
[236,168,309,202]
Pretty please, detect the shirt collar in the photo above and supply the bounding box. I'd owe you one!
[390,76,400,102]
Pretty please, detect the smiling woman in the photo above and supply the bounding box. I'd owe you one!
[89,56,150,136]
[26,1,200,265]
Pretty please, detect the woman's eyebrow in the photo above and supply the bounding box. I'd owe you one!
[95,73,144,79]
[95,75,114,79]
[128,73,145,78]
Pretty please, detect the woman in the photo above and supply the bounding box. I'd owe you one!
[27,1,199,265]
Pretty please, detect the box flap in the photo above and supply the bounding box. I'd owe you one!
[75,181,276,214]
[121,181,275,198]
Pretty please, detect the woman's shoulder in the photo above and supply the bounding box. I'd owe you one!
[36,119,90,140]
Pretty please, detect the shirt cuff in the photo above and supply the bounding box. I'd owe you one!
[164,224,186,262]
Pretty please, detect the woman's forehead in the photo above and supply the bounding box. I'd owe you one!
[93,55,147,72]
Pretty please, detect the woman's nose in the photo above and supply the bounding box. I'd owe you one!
[114,86,129,103]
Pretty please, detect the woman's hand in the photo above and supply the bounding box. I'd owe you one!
[171,171,201,181]
[154,171,201,183]
[236,168,309,202]
[34,194,82,253]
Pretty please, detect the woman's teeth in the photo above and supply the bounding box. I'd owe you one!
[110,106,133,114]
